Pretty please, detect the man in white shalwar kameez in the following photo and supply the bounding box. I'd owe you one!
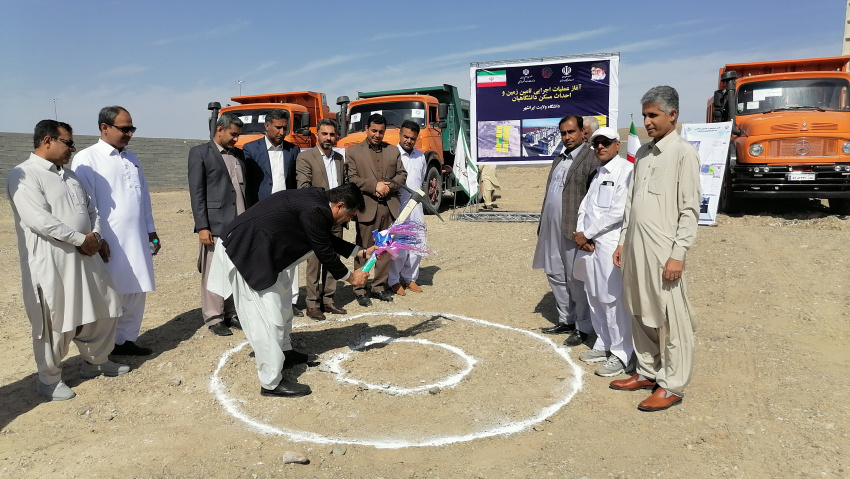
[72,106,159,356]
[611,86,700,412]
[389,121,427,295]
[8,120,130,401]
[573,127,634,378]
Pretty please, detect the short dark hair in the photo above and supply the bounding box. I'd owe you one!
[33,119,73,148]
[326,182,365,213]
[316,118,338,131]
[98,105,129,127]
[367,113,386,127]
[400,120,420,135]
[217,112,243,129]
[558,115,584,130]
[264,109,289,124]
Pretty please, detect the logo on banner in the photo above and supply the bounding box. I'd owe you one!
[541,67,553,79]
[518,69,535,84]
[560,65,574,83]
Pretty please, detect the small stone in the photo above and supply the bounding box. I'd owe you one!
[744,429,755,435]
[331,444,347,456]
[282,451,309,464]
[171,378,182,386]
[533,425,545,432]
[428,387,441,395]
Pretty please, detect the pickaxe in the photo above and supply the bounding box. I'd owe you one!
[381,177,444,223]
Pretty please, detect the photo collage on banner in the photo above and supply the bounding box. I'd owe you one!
[470,54,619,165]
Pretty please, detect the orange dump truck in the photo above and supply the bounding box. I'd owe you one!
[336,84,470,211]
[207,91,337,149]
[708,56,850,213]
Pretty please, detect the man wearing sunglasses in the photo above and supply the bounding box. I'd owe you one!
[72,106,158,357]
[532,115,597,348]
[573,127,634,378]
[8,120,131,400]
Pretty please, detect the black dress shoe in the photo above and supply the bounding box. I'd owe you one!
[541,323,575,334]
[261,379,311,397]
[563,330,597,347]
[292,305,304,317]
[208,322,233,336]
[372,290,394,302]
[111,341,153,356]
[306,308,326,321]
[355,294,372,307]
[283,349,309,369]
[323,303,347,315]
[226,316,242,330]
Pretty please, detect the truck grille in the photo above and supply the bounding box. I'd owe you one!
[730,163,850,197]
[764,138,838,157]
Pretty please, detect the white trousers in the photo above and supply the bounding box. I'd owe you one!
[289,264,300,305]
[546,238,591,332]
[115,292,146,344]
[32,290,117,384]
[388,250,421,285]
[587,294,633,366]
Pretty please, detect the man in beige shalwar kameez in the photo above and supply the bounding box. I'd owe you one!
[611,86,700,411]
[7,120,130,401]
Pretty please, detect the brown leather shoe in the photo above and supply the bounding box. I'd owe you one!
[637,387,683,412]
[404,280,423,293]
[306,307,326,321]
[609,374,657,391]
[323,303,347,315]
[390,283,406,295]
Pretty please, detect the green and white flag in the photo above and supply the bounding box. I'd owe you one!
[452,133,479,201]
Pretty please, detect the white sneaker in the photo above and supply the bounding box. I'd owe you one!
[578,349,608,363]
[80,360,131,379]
[36,380,76,401]
[595,355,627,377]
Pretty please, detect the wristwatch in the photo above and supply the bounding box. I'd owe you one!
[93,232,103,245]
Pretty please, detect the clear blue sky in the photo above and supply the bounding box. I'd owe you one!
[0,0,843,139]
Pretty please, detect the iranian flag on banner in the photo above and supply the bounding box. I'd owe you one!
[477,70,506,87]
[627,118,641,163]
[452,133,479,200]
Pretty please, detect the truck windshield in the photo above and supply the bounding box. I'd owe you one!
[227,109,290,135]
[737,78,850,115]
[348,101,427,133]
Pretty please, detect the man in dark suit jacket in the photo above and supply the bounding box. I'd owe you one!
[296,119,347,320]
[242,109,304,317]
[345,113,407,306]
[532,115,597,347]
[188,112,254,336]
[207,183,377,397]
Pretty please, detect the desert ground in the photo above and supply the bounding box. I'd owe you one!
[0,166,848,479]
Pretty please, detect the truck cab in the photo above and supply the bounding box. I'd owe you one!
[208,91,336,149]
[709,57,850,213]
[337,85,470,212]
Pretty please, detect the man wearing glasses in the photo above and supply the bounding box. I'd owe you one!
[72,106,159,357]
[573,127,634,378]
[8,120,131,400]
[532,115,597,347]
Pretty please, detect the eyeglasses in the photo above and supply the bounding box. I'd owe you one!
[54,137,75,148]
[107,124,137,134]
[593,138,617,148]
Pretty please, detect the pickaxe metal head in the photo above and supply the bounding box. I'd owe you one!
[382,177,444,221]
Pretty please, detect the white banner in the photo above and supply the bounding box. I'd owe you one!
[451,132,479,199]
[681,122,733,226]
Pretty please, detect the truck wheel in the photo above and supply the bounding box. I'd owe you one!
[829,198,850,215]
[423,166,442,213]
[718,162,738,214]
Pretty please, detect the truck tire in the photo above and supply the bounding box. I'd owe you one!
[829,198,850,215]
[423,165,442,213]
[718,150,738,214]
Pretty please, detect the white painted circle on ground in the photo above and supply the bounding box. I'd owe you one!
[324,335,477,395]
[210,310,583,449]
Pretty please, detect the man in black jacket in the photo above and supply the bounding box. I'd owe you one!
[207,183,378,397]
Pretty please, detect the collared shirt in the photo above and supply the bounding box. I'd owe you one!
[217,142,247,216]
[265,137,286,193]
[577,155,633,240]
[319,148,339,189]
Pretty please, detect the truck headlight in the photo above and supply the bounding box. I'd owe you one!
[749,143,764,156]
[842,141,850,155]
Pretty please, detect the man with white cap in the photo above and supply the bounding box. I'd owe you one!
[573,127,634,377]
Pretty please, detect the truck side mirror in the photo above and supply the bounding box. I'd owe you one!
[300,112,311,129]
[437,121,447,129]
[713,91,724,109]
[207,102,221,141]
[438,103,448,120]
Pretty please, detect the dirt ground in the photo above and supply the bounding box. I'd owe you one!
[0,165,848,479]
